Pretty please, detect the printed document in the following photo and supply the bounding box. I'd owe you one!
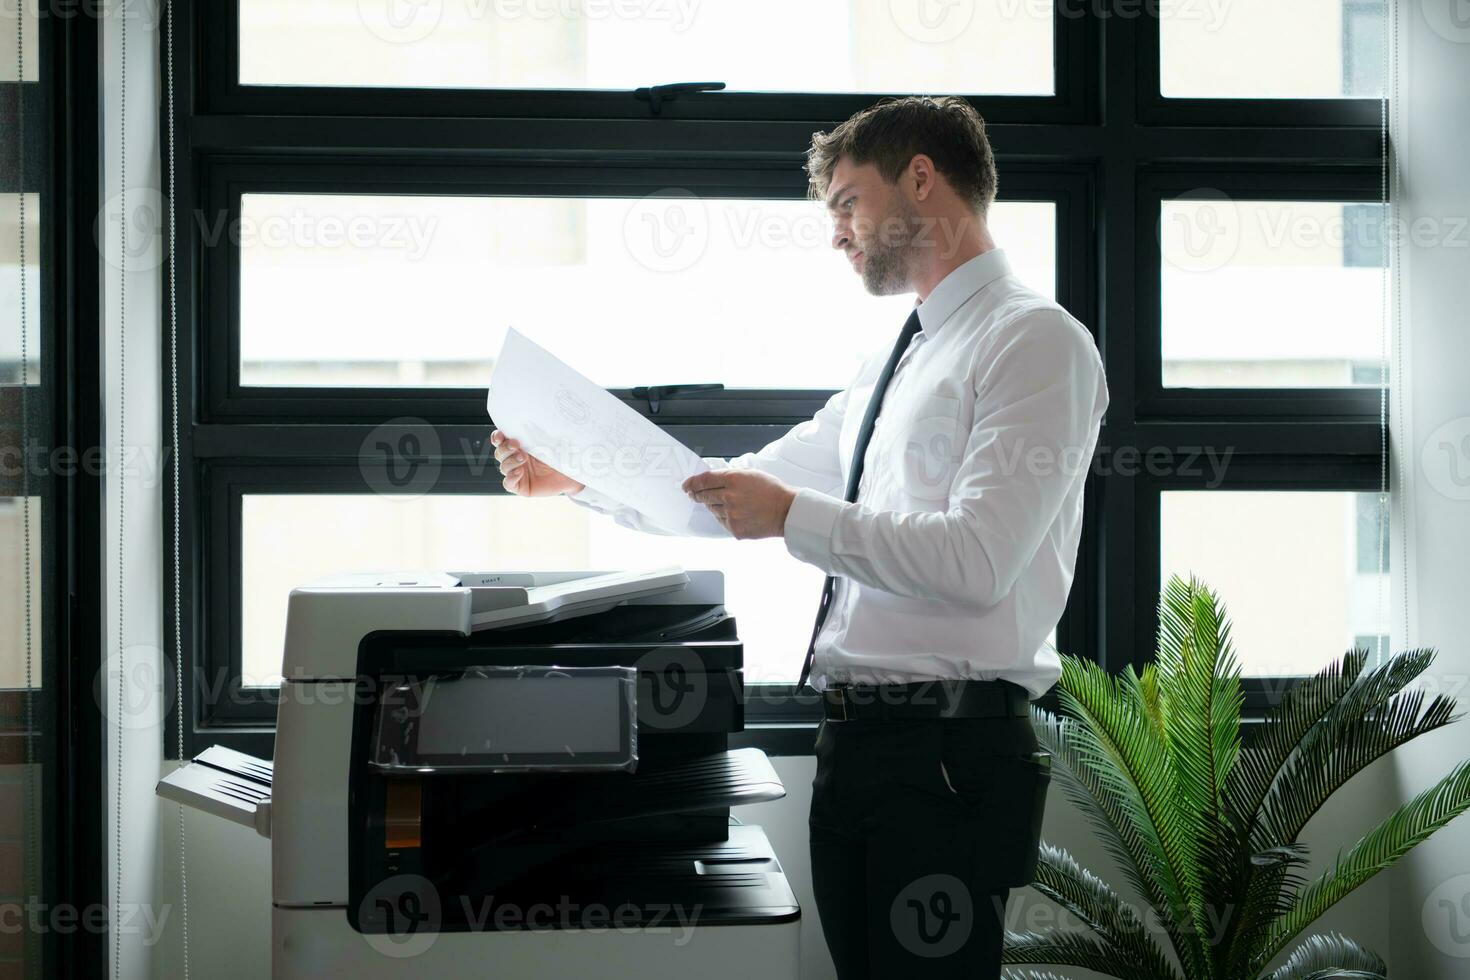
[486,329,710,532]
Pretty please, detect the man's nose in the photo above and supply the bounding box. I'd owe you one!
[831,223,850,251]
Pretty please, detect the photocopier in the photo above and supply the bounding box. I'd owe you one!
[159,567,801,978]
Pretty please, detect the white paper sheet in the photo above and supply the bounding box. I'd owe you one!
[486,328,710,532]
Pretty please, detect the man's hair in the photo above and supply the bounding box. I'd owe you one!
[806,96,998,216]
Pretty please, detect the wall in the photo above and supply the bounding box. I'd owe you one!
[1386,0,1470,973]
[104,1,166,977]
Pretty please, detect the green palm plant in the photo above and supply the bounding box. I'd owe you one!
[1005,574,1470,980]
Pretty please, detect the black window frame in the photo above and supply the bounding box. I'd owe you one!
[1,8,110,973]
[167,1,1391,759]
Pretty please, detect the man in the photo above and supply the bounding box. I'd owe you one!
[490,96,1107,978]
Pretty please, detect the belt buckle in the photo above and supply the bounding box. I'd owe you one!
[828,686,850,723]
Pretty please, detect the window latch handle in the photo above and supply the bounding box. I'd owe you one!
[634,81,726,116]
[629,383,724,414]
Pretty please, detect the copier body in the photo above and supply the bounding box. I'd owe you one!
[163,568,800,979]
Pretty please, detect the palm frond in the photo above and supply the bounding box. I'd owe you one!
[1220,649,1447,969]
[1155,577,1243,821]
[1033,707,1190,954]
[1033,709,1161,902]
[1003,930,1161,978]
[1257,682,1458,848]
[1220,844,1312,978]
[1257,759,1470,968]
[1056,658,1210,975]
[1226,650,1368,828]
[1261,932,1386,980]
[1155,575,1244,977]
[1141,663,1166,743]
[1030,844,1180,980]
[1252,647,1436,823]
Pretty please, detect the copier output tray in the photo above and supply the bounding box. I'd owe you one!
[439,747,785,846]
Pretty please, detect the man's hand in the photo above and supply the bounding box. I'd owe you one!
[491,429,585,497]
[682,470,798,540]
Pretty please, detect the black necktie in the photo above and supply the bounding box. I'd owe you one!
[796,309,923,691]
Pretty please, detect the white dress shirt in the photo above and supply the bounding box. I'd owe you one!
[568,248,1108,698]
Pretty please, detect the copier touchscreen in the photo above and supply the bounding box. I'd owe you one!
[372,666,637,773]
[420,676,621,754]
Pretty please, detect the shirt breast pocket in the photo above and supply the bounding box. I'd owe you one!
[891,393,964,502]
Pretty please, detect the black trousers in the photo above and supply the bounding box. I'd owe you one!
[809,713,1049,979]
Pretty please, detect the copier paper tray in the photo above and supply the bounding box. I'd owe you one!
[356,824,800,934]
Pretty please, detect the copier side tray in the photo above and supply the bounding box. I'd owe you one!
[157,745,273,838]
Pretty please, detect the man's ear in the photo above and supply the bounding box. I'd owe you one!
[908,154,937,203]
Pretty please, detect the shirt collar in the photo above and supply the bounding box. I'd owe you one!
[914,248,1011,338]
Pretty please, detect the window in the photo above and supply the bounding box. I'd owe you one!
[1342,0,1388,98]
[1355,490,1389,575]
[1160,200,1387,388]
[1159,0,1385,99]
[1,193,40,385]
[238,193,1055,389]
[0,496,43,686]
[1160,491,1389,677]
[1353,634,1389,662]
[1342,202,1388,268]
[240,493,826,688]
[172,1,1386,757]
[237,0,1057,95]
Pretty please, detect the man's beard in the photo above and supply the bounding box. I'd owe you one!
[859,196,921,296]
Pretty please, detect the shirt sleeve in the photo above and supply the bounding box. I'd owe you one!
[564,383,856,537]
[782,311,1108,609]
[718,384,852,497]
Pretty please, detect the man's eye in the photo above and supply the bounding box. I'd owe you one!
[843,198,855,211]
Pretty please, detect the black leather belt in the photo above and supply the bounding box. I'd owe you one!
[820,679,1030,722]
